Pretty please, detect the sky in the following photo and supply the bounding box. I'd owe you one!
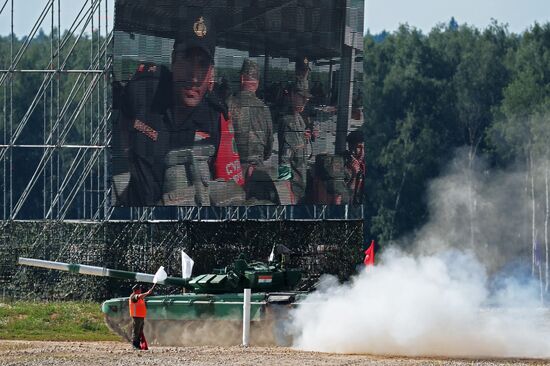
[365,0,550,34]
[0,0,114,37]
[0,0,548,36]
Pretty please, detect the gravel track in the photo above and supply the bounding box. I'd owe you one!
[1,340,549,366]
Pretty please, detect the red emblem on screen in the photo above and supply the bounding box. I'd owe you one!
[133,119,158,141]
[195,131,210,141]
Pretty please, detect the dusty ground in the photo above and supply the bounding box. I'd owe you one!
[1,341,550,366]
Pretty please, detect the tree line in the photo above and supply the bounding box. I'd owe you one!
[364,21,550,285]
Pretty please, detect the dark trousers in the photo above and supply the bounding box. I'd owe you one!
[131,317,144,348]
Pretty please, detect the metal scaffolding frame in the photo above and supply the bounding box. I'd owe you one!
[0,0,111,222]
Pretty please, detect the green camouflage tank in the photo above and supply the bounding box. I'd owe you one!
[18,256,307,346]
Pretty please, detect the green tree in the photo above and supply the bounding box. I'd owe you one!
[364,26,456,243]
[489,23,550,284]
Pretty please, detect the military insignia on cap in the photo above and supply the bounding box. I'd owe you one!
[193,16,207,38]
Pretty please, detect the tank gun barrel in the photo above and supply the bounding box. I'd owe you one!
[18,257,190,288]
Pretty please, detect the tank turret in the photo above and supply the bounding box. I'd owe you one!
[189,257,301,294]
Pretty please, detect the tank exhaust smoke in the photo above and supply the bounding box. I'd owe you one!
[290,149,550,358]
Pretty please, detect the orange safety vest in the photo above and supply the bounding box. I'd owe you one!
[129,295,147,318]
[213,113,244,186]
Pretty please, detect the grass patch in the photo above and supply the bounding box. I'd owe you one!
[0,301,121,342]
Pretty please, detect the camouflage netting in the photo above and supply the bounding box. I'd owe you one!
[0,221,363,301]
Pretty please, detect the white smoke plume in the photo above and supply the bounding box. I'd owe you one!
[290,149,550,358]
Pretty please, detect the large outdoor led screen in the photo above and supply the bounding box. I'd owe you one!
[111,0,364,207]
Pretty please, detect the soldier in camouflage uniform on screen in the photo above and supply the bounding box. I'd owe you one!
[227,59,273,177]
[344,130,365,204]
[278,79,311,204]
[227,59,276,202]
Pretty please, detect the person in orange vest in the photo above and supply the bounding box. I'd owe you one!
[129,284,154,350]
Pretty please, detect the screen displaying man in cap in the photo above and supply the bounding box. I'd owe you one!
[227,59,273,186]
[112,12,244,206]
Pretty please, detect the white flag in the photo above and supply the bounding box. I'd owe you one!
[153,266,168,284]
[181,250,194,279]
[268,245,275,262]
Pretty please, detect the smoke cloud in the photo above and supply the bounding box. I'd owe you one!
[290,149,550,358]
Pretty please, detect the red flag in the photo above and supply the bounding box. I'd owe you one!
[364,240,375,266]
[139,330,148,350]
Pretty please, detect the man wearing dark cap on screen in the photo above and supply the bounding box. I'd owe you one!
[113,12,244,206]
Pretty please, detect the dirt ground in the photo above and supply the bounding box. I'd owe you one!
[1,340,550,366]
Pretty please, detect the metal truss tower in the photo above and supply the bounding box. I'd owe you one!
[0,0,116,297]
[1,0,111,222]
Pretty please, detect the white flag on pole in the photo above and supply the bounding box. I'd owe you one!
[181,250,194,279]
[268,245,275,262]
[153,266,168,284]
